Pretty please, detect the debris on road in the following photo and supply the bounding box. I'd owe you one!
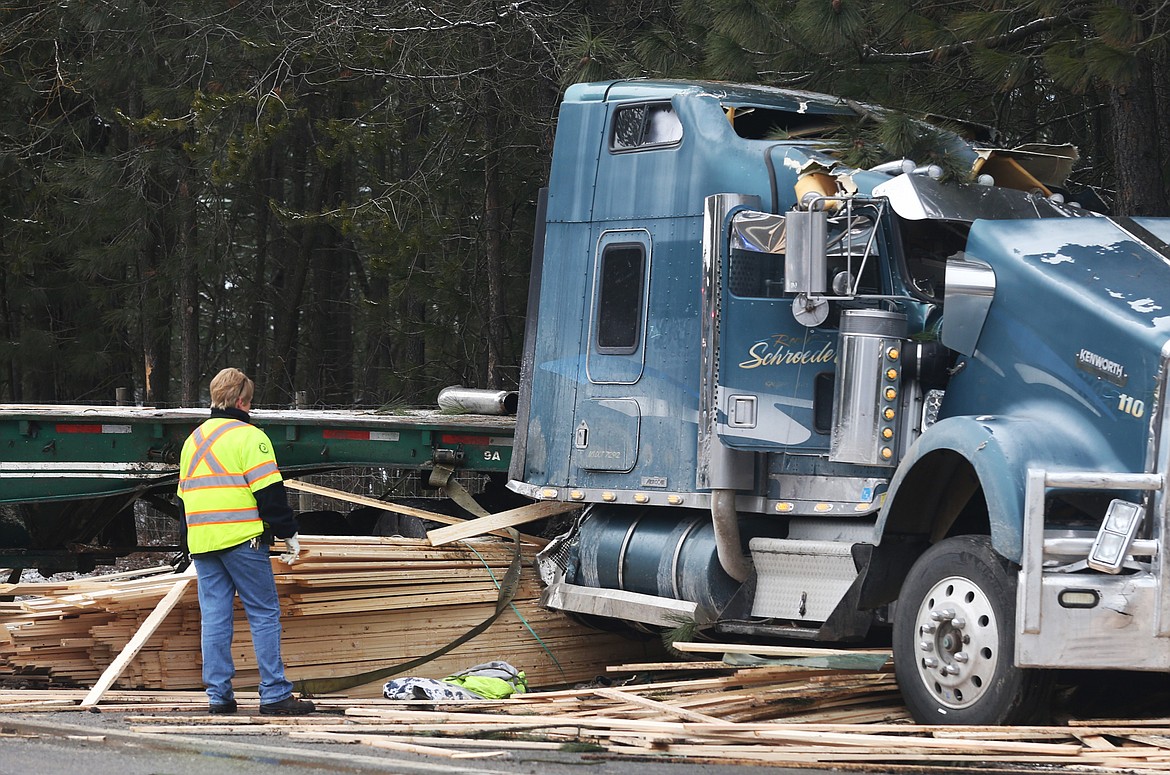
[6,535,1170,771]
[3,667,1170,772]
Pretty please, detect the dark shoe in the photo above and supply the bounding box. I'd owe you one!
[259,696,315,716]
[208,699,237,715]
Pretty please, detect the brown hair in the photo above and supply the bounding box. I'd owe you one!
[209,368,255,409]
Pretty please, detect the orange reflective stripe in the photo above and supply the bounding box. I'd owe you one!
[186,505,261,526]
[243,460,279,486]
[184,420,246,478]
[180,474,249,491]
[187,515,263,527]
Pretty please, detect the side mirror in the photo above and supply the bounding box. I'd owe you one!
[784,209,828,295]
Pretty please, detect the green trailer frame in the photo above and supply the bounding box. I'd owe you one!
[0,405,515,571]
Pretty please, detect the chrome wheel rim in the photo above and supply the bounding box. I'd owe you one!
[910,574,1000,710]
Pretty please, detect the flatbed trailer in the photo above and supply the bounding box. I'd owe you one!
[0,405,515,570]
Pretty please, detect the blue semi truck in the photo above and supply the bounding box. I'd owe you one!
[506,80,1170,724]
[4,79,1170,725]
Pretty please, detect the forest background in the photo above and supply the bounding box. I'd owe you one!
[1,1,1168,408]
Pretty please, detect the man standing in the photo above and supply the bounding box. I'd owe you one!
[178,367,314,715]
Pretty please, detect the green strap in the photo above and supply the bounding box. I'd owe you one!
[291,466,521,696]
[427,463,492,518]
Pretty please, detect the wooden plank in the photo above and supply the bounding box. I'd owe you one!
[1126,734,1170,751]
[79,565,197,708]
[592,687,723,723]
[284,479,548,546]
[290,731,508,759]
[671,640,891,659]
[426,500,580,546]
[286,480,462,523]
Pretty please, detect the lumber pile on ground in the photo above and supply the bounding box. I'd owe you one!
[5,663,1170,773]
[0,536,661,696]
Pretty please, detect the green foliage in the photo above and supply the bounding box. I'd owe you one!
[790,0,866,52]
[560,21,625,85]
[661,614,701,656]
[1092,4,1142,49]
[953,9,1017,41]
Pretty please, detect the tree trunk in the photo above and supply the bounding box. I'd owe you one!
[177,175,199,405]
[481,38,507,390]
[247,146,276,383]
[1109,83,1168,214]
[0,234,16,401]
[1108,1,1170,215]
[264,114,323,405]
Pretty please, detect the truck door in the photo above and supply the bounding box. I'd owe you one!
[571,228,652,473]
[711,206,835,452]
[710,201,886,453]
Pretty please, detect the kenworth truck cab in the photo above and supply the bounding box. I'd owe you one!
[507,80,1170,724]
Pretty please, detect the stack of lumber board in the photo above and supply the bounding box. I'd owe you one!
[0,536,661,696]
[0,566,190,687]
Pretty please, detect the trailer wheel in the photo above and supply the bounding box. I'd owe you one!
[893,535,1052,725]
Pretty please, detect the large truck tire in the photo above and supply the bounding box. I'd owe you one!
[892,535,1053,725]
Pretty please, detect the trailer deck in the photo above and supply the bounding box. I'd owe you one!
[0,405,515,504]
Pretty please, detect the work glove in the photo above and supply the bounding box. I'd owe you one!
[279,533,302,565]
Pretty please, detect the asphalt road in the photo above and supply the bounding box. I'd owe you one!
[0,711,843,775]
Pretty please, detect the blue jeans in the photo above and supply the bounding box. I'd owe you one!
[193,540,293,705]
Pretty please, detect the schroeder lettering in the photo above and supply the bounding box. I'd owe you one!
[739,335,836,369]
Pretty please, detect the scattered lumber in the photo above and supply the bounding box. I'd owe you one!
[425,500,579,546]
[7,671,1170,775]
[283,479,551,546]
[672,640,892,660]
[9,531,1170,772]
[0,535,660,697]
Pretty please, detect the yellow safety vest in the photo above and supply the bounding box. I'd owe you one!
[177,417,284,554]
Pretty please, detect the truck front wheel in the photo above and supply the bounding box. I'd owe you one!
[892,535,1052,725]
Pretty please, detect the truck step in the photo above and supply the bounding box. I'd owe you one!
[748,538,857,623]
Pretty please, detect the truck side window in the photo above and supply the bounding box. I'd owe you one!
[595,244,645,353]
[728,210,787,298]
[611,103,683,151]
